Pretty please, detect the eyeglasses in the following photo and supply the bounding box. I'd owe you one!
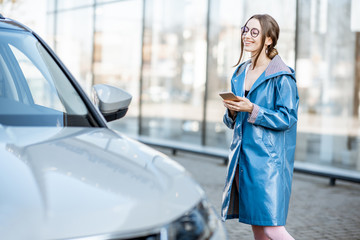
[241,26,260,38]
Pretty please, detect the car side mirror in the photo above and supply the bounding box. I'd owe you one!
[92,84,132,122]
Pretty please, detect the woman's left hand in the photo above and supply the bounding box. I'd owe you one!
[223,97,254,113]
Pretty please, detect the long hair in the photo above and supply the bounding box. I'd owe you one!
[234,14,280,69]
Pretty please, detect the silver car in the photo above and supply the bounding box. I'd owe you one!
[0,14,227,240]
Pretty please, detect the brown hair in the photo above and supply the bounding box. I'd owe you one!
[234,14,279,69]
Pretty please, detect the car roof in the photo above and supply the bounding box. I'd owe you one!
[0,13,31,32]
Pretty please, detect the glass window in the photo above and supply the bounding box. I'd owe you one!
[93,0,143,136]
[9,45,63,112]
[45,13,56,49]
[47,0,56,12]
[57,0,94,10]
[96,0,117,3]
[140,0,208,144]
[204,0,243,148]
[296,0,360,171]
[55,7,94,94]
[0,30,97,127]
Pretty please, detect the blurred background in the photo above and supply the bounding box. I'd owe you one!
[1,0,360,173]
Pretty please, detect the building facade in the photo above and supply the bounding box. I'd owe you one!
[2,0,360,171]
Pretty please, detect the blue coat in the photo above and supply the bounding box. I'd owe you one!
[221,55,299,226]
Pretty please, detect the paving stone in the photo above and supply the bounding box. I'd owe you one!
[156,148,360,240]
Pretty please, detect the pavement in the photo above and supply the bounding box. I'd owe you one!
[155,147,360,240]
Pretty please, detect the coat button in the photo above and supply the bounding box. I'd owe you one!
[240,169,244,173]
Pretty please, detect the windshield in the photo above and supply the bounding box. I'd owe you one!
[0,28,98,127]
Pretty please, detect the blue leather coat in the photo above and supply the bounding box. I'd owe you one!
[221,55,299,226]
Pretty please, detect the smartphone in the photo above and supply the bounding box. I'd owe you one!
[219,91,240,101]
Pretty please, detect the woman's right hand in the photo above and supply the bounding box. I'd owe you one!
[223,97,254,114]
[223,100,237,118]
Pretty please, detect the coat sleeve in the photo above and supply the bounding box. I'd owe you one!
[223,80,237,130]
[247,75,298,131]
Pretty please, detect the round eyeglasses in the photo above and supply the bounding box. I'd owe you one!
[241,26,260,38]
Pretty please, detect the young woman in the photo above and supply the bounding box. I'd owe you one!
[221,14,299,240]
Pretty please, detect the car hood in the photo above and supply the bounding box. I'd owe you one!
[0,126,204,240]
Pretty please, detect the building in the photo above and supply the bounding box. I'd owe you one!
[2,0,360,172]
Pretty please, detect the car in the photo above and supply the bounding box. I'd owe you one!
[0,13,227,240]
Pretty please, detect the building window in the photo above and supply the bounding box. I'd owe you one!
[296,0,360,170]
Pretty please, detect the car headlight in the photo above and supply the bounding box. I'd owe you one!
[163,199,220,240]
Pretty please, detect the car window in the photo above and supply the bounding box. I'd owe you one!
[0,52,19,101]
[9,44,64,112]
[0,29,98,127]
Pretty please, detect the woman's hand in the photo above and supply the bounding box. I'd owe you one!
[223,97,254,114]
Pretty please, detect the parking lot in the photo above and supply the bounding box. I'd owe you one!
[156,148,360,240]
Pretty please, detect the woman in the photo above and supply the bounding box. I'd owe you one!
[221,14,299,240]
